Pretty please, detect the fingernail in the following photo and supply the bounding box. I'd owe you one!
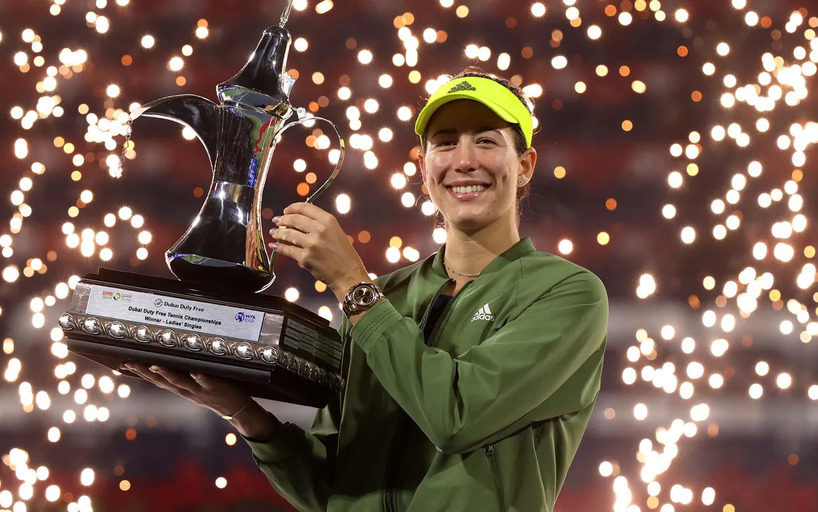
[190,372,202,380]
[269,242,278,251]
[149,365,160,373]
[272,216,282,224]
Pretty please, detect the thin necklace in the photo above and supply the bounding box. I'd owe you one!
[444,260,481,278]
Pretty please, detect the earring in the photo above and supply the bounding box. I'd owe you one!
[518,179,523,185]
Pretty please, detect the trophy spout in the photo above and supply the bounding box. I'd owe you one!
[131,95,221,167]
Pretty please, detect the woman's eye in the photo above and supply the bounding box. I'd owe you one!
[477,138,497,145]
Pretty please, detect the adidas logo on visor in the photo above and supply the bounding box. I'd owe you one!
[448,80,477,93]
[472,303,495,322]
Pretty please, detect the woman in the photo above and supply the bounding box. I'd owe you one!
[127,70,608,512]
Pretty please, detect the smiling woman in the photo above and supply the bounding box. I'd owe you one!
[412,71,539,289]
[418,70,535,221]
[129,69,609,512]
[419,102,534,249]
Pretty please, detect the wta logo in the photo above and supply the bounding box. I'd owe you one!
[235,311,257,323]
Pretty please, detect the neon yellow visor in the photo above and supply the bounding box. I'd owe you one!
[414,76,534,148]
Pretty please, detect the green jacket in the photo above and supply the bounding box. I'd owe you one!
[246,238,608,512]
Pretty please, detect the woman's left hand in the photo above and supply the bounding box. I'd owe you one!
[270,202,369,301]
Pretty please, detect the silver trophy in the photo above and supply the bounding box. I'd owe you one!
[133,1,343,292]
[59,1,346,407]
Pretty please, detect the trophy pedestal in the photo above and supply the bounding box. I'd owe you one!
[60,269,343,408]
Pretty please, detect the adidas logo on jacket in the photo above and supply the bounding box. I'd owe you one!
[471,303,495,322]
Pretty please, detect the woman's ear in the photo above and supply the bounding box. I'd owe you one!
[517,147,537,186]
[418,151,427,185]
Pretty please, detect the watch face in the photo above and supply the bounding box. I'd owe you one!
[344,283,382,316]
[352,285,376,306]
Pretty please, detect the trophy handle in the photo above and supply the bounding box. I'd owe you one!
[275,109,346,204]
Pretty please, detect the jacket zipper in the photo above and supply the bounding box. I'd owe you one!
[383,278,469,512]
[486,444,507,512]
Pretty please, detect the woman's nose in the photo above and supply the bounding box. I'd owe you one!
[452,139,478,173]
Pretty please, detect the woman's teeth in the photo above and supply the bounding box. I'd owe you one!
[450,185,487,194]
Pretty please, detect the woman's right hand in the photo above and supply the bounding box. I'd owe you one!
[122,363,281,441]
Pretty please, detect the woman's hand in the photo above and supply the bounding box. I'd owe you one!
[270,202,370,301]
[122,363,280,440]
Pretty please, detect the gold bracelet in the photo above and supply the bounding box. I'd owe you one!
[220,400,251,421]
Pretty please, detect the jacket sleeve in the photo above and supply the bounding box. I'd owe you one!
[350,270,608,454]
[242,321,349,511]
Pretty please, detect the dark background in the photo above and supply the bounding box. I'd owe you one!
[1,0,817,510]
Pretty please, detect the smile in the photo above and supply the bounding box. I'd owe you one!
[448,185,487,194]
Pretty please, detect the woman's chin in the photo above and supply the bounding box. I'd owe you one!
[446,214,492,234]
[442,207,518,237]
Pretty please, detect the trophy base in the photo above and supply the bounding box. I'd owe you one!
[60,268,343,408]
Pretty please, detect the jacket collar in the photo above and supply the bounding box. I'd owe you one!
[432,237,536,278]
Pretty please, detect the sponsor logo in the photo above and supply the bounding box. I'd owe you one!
[235,311,257,324]
[101,290,132,301]
[448,80,477,93]
[471,303,495,322]
[155,299,163,307]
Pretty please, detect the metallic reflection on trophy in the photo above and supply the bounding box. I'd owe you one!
[131,1,343,293]
[59,0,346,407]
